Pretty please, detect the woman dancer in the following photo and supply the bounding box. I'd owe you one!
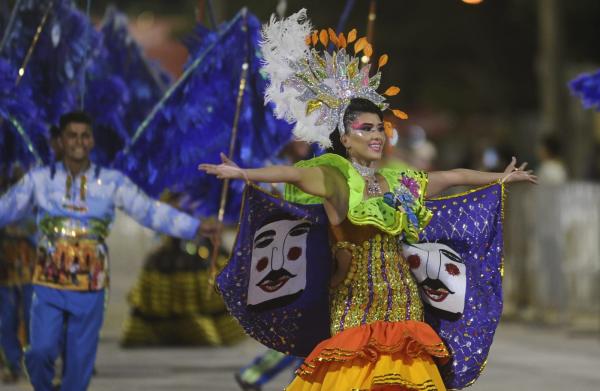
[201,9,535,390]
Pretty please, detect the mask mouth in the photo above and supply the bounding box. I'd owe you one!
[257,268,296,293]
[420,277,455,302]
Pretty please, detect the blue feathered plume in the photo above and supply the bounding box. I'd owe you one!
[115,10,293,221]
[0,58,49,168]
[1,0,134,166]
[83,68,130,165]
[97,6,171,135]
[0,0,100,124]
[570,69,600,111]
[80,6,173,165]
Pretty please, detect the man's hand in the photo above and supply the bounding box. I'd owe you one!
[196,218,221,239]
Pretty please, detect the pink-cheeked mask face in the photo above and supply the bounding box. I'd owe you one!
[247,219,310,310]
[403,242,467,321]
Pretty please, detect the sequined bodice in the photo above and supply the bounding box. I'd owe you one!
[329,229,423,336]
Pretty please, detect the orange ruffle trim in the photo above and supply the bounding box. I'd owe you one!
[297,320,450,378]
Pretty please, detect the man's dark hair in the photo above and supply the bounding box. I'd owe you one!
[49,125,61,139]
[327,98,384,158]
[58,111,93,133]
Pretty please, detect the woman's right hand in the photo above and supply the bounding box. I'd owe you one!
[198,152,247,180]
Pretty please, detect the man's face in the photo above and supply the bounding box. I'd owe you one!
[403,243,466,320]
[59,122,94,162]
[247,219,310,309]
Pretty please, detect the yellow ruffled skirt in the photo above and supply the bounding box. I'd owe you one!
[287,320,448,391]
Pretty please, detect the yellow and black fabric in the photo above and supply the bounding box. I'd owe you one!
[121,237,245,346]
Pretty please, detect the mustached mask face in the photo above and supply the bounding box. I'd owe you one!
[403,243,466,321]
[247,219,310,310]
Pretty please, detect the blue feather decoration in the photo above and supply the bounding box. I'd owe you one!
[115,10,293,221]
[80,6,173,165]
[0,1,144,166]
[83,69,130,165]
[97,6,171,135]
[0,58,49,168]
[1,0,100,125]
[569,69,600,111]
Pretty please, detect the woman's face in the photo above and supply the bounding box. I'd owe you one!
[341,112,385,163]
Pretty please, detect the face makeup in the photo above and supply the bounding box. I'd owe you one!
[345,113,386,196]
[345,113,385,164]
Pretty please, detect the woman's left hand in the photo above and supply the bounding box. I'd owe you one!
[502,157,538,184]
[198,153,247,180]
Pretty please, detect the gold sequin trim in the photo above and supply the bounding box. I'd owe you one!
[296,334,449,377]
[372,374,439,390]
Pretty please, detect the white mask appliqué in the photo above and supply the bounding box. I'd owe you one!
[247,219,310,309]
[403,243,466,320]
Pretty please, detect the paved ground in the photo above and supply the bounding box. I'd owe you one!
[4,321,599,390]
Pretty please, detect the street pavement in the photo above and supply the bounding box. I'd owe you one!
[4,321,599,391]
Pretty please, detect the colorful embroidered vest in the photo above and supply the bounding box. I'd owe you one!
[34,216,110,291]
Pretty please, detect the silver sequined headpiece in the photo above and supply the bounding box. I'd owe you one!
[260,9,407,148]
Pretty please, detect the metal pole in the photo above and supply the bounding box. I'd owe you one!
[366,0,376,44]
[207,10,249,293]
[15,1,52,86]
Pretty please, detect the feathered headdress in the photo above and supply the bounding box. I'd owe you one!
[260,8,406,148]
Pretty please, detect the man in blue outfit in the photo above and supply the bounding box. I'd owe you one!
[0,111,208,390]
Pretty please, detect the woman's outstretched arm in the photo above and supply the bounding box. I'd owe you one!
[426,157,538,198]
[199,152,340,200]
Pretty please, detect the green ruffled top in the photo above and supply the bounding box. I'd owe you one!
[284,153,432,243]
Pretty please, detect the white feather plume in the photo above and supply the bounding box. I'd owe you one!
[260,9,335,148]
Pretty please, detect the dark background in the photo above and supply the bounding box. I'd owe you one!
[74,0,600,176]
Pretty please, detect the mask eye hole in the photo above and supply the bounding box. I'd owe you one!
[256,257,269,272]
[445,263,460,276]
[255,237,274,249]
[287,246,302,261]
[289,223,310,237]
[407,254,421,269]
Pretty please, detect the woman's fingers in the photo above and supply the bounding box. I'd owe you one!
[518,162,528,171]
[521,172,538,184]
[198,164,216,173]
[200,153,239,175]
[198,164,224,177]
[504,156,517,173]
[220,152,229,163]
